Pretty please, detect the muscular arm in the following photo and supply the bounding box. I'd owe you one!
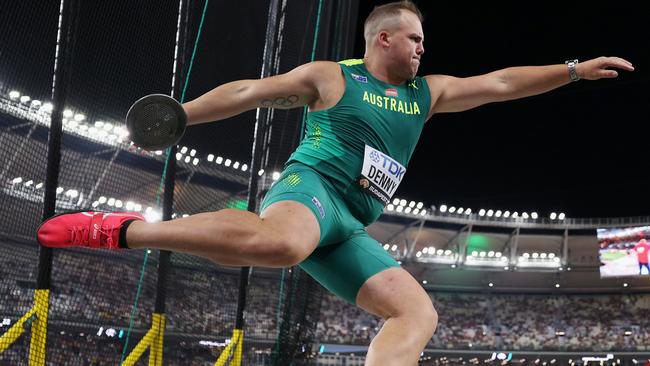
[427,56,634,115]
[182,61,337,126]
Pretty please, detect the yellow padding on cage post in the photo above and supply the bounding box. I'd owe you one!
[215,328,243,366]
[122,313,166,366]
[28,289,50,366]
[0,308,36,353]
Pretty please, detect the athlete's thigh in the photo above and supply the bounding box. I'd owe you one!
[260,163,353,246]
[299,229,400,304]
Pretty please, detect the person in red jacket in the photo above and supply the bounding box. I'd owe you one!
[633,239,650,275]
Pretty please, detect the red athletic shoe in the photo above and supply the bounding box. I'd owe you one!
[37,211,144,250]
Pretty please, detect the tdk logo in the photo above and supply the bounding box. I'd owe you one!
[372,151,405,181]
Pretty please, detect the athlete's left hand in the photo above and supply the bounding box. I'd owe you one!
[577,56,634,80]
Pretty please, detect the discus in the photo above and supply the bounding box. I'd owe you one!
[125,94,187,150]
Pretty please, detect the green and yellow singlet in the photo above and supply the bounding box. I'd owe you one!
[287,59,431,225]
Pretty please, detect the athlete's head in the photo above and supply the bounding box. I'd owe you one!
[364,1,424,80]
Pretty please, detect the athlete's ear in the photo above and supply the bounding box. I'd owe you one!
[378,30,391,48]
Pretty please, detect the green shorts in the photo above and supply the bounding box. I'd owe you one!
[260,162,400,304]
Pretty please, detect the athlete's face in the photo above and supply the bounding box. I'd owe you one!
[386,11,425,79]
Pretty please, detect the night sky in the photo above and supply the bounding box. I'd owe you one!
[355,1,649,218]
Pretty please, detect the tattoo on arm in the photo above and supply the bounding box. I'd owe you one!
[261,95,300,108]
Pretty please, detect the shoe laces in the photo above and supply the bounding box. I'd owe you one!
[70,224,115,247]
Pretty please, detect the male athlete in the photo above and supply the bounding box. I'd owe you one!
[37,1,634,364]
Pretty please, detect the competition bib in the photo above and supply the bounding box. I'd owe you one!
[357,145,406,205]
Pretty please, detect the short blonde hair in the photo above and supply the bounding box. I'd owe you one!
[363,1,423,43]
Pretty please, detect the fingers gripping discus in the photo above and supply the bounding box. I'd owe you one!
[125,94,187,150]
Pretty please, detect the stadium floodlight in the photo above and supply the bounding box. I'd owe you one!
[125,201,134,210]
[393,198,400,205]
[107,198,115,206]
[409,201,415,208]
[115,200,123,208]
[487,209,494,217]
[11,177,22,184]
[30,100,41,108]
[134,204,142,212]
[623,283,629,287]
[558,212,566,220]
[9,90,20,99]
[391,244,398,252]
[180,146,188,154]
[257,169,264,176]
[98,196,107,203]
[396,205,403,212]
[63,109,73,118]
[440,204,447,213]
[190,149,196,157]
[488,251,495,257]
[449,206,456,213]
[488,282,493,287]
[420,210,426,216]
[95,121,104,128]
[184,156,190,163]
[531,212,538,219]
[25,180,33,186]
[555,283,560,288]
[216,156,223,164]
[233,161,240,169]
[56,187,64,194]
[512,211,519,218]
[413,208,420,215]
[20,95,31,103]
[550,212,557,220]
[40,102,53,113]
[495,210,502,217]
[457,207,464,214]
[416,202,423,209]
[92,201,100,208]
[241,164,248,172]
[175,153,182,160]
[478,209,485,216]
[416,251,422,258]
[73,113,85,122]
[400,199,407,207]
[465,208,472,215]
[224,159,231,167]
[503,210,510,218]
[154,150,162,155]
[522,212,529,219]
[272,171,280,180]
[383,244,390,250]
[422,280,427,284]
[192,158,199,166]
[405,207,412,214]
[144,209,162,223]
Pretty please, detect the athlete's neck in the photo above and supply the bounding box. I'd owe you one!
[363,56,407,86]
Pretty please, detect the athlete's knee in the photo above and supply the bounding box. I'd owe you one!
[250,225,314,267]
[398,294,438,337]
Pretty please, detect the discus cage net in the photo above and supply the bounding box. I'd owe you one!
[0,0,357,364]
